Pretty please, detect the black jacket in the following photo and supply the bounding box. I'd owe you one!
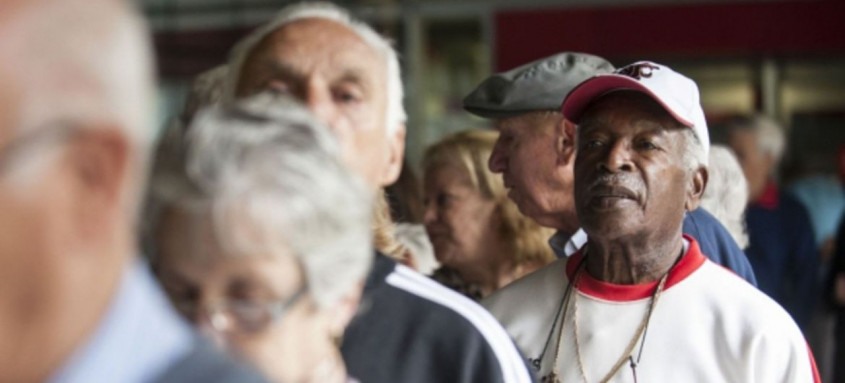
[341,254,534,383]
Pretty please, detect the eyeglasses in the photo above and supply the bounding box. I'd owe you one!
[0,122,80,176]
[171,286,308,333]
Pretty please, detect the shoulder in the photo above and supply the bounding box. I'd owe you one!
[344,255,532,383]
[692,261,809,346]
[683,209,756,284]
[481,258,569,358]
[780,192,814,221]
[670,261,819,381]
[483,257,568,320]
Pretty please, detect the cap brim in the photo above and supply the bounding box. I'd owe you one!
[561,75,693,127]
[464,105,547,120]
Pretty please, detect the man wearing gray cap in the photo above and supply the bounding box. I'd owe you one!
[464,52,757,287]
[483,60,818,382]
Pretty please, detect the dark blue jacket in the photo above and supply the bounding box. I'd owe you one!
[683,208,758,286]
[745,184,819,329]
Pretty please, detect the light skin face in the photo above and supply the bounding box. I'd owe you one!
[574,91,706,283]
[727,129,772,202]
[235,18,404,189]
[0,2,134,380]
[155,208,353,383]
[488,112,578,233]
[422,164,504,277]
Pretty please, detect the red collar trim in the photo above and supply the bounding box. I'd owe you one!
[565,235,706,302]
[754,181,780,209]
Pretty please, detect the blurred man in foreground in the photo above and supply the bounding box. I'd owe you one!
[0,0,265,382]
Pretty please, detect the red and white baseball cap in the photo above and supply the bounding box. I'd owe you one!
[561,61,710,156]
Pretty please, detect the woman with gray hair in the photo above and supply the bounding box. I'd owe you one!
[146,92,372,383]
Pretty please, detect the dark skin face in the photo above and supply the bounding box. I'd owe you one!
[574,91,706,284]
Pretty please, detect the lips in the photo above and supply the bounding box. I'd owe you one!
[586,184,639,209]
[590,185,637,200]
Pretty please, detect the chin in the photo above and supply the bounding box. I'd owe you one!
[581,217,639,240]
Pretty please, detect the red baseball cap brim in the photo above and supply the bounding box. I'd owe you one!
[561,74,693,128]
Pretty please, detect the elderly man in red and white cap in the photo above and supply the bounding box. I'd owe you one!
[484,61,820,382]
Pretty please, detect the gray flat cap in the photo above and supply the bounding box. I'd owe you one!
[464,52,615,119]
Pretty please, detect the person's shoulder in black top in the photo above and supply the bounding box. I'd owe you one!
[341,254,534,383]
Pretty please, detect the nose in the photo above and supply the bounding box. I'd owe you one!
[422,198,437,226]
[301,81,338,129]
[598,141,634,173]
[488,139,507,174]
[197,319,229,349]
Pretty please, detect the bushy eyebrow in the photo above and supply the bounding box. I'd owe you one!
[266,59,370,84]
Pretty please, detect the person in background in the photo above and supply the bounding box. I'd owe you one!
[224,3,533,382]
[829,210,845,383]
[464,51,758,286]
[0,0,266,382]
[148,94,372,383]
[423,130,555,300]
[700,145,750,249]
[387,161,439,274]
[723,114,820,329]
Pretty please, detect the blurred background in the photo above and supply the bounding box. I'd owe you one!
[143,0,845,180]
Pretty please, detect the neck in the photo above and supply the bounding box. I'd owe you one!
[584,235,683,285]
[305,347,348,383]
[548,208,579,236]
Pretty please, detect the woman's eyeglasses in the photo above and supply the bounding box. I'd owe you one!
[171,286,308,333]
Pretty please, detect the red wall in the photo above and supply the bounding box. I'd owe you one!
[495,0,845,70]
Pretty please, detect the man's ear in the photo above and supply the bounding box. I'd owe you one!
[379,124,406,187]
[66,127,131,240]
[556,117,577,166]
[685,165,708,212]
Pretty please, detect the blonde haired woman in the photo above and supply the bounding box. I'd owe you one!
[423,129,555,300]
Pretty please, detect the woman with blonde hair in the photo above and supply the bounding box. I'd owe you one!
[423,129,555,300]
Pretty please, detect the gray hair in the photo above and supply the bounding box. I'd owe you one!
[225,2,406,133]
[147,92,373,308]
[724,114,786,164]
[682,127,709,172]
[700,145,749,248]
[181,65,230,124]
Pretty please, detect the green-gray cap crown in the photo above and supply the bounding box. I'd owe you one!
[463,52,615,119]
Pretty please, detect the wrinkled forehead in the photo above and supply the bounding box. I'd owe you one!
[242,18,386,88]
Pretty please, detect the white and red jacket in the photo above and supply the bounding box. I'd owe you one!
[483,236,820,382]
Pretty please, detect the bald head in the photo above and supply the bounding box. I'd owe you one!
[227,3,406,188]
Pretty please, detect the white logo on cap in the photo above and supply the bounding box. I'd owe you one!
[618,63,660,80]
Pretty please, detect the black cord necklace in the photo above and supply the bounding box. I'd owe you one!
[535,256,587,382]
[537,245,685,382]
